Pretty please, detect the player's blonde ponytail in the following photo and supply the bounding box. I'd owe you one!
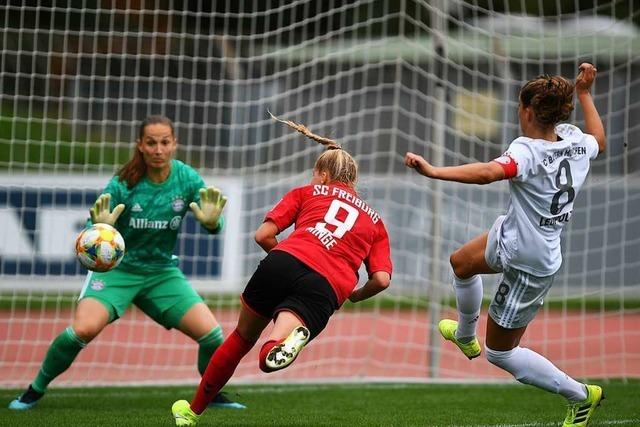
[269,111,341,149]
[270,111,358,188]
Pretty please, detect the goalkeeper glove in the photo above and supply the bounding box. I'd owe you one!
[90,193,125,226]
[189,186,228,231]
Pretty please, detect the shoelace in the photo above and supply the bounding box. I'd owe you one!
[565,403,579,421]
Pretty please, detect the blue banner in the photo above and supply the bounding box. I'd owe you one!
[0,187,221,277]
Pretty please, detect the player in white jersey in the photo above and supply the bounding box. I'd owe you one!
[405,63,606,427]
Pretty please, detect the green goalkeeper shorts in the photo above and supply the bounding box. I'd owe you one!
[78,266,204,329]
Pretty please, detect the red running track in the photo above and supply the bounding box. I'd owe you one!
[1,307,638,388]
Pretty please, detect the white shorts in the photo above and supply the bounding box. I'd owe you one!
[485,216,554,329]
[484,215,506,273]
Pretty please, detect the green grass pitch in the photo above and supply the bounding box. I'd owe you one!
[1,382,638,426]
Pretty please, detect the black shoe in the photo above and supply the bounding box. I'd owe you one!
[8,385,44,410]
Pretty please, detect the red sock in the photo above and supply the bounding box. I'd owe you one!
[190,329,254,414]
[258,339,282,373]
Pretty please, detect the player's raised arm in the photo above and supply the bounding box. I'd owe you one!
[575,63,606,153]
[405,152,506,185]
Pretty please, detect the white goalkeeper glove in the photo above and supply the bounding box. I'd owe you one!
[90,193,125,226]
[189,186,228,231]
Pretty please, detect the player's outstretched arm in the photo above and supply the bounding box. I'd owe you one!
[575,62,606,153]
[348,271,391,303]
[189,186,227,232]
[90,193,125,226]
[405,152,505,185]
[254,220,279,253]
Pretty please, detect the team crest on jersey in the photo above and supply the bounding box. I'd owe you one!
[170,216,182,230]
[171,197,185,212]
[90,280,105,291]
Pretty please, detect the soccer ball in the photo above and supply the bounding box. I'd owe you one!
[75,223,125,272]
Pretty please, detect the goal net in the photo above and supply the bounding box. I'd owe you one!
[1,1,638,388]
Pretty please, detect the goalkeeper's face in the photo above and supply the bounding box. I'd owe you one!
[137,123,177,171]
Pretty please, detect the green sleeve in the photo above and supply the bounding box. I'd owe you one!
[209,215,224,234]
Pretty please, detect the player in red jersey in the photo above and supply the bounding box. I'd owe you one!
[171,114,393,426]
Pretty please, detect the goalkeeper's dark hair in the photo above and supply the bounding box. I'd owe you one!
[519,75,575,127]
[118,115,175,189]
[269,111,358,188]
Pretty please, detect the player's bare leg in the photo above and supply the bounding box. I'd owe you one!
[268,310,305,340]
[449,232,496,279]
[236,304,272,342]
[177,302,219,340]
[485,315,527,350]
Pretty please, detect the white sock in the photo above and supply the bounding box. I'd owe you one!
[485,346,588,402]
[453,274,483,341]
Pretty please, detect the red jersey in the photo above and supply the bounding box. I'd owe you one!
[265,183,392,305]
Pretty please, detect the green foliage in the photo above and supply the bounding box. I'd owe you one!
[1,382,638,426]
[0,114,130,169]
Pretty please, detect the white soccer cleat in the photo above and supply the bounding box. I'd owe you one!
[265,326,310,371]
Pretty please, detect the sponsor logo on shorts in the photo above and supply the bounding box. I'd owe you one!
[172,197,185,212]
[91,280,105,291]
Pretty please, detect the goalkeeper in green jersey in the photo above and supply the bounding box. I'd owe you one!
[9,115,245,410]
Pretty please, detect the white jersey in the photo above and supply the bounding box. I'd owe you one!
[496,124,600,276]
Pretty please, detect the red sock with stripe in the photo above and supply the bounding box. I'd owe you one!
[258,339,282,373]
[190,329,254,414]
